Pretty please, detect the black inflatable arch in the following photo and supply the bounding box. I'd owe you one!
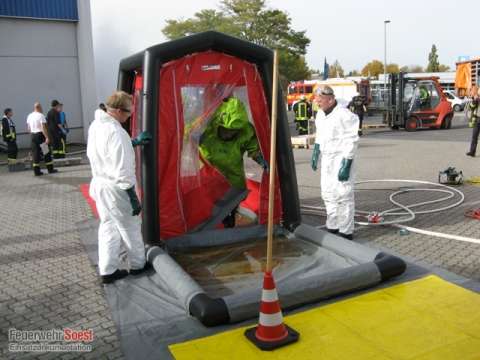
[117,31,300,245]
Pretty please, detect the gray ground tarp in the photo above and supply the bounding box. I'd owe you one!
[77,219,478,360]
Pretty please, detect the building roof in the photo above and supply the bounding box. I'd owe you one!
[0,0,78,22]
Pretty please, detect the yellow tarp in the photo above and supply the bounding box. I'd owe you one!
[169,275,480,360]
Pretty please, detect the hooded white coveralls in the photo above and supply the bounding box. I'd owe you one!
[87,110,146,275]
[315,104,359,235]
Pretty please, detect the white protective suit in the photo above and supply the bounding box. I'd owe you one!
[87,110,145,275]
[314,103,359,235]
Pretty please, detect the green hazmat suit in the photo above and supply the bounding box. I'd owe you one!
[199,97,261,189]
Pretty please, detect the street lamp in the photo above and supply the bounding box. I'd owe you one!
[383,20,390,104]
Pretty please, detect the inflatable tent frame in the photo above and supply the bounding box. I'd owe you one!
[117,31,406,326]
[118,31,299,244]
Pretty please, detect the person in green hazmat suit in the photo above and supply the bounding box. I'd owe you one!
[199,96,269,228]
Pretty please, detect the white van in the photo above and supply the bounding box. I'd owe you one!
[443,90,466,112]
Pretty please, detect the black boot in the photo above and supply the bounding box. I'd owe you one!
[34,167,44,176]
[222,212,236,228]
[326,228,339,234]
[339,232,354,240]
[101,269,129,284]
[466,152,475,157]
[130,262,152,276]
[47,164,58,174]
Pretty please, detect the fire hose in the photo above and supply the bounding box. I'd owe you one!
[300,179,480,244]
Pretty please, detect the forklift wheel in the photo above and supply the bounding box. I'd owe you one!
[405,117,418,132]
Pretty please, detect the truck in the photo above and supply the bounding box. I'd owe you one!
[286,80,317,110]
[455,57,480,97]
[385,72,453,131]
[287,78,370,110]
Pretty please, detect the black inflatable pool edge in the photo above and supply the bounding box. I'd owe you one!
[188,252,407,327]
[374,252,407,281]
[189,293,230,327]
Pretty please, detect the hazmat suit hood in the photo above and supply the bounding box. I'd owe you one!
[213,97,249,130]
[199,96,260,189]
[95,109,113,123]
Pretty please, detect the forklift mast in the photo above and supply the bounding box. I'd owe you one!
[387,72,407,128]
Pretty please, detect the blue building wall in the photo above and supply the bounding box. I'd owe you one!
[0,0,78,21]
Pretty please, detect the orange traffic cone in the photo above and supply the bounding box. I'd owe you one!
[245,271,299,350]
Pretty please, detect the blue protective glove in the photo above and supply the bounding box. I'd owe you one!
[311,143,320,171]
[253,153,269,172]
[126,187,142,216]
[338,158,353,182]
[132,131,152,147]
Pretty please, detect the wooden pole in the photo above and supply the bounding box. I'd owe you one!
[266,49,279,273]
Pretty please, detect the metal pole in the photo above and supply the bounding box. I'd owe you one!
[266,49,279,273]
[384,20,390,105]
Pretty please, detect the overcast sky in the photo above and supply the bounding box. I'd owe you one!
[90,0,479,101]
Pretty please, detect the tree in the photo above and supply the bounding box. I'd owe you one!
[162,0,312,85]
[426,44,440,72]
[438,64,450,72]
[386,63,400,74]
[361,60,384,77]
[278,52,310,88]
[409,65,424,73]
[348,70,361,76]
[329,60,344,78]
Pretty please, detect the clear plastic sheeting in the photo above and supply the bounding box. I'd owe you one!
[171,235,358,298]
[180,84,260,192]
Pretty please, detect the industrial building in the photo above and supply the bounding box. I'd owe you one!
[0,0,97,148]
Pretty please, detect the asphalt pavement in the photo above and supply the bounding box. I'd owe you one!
[0,110,479,358]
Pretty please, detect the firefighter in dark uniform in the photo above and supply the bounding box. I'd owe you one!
[46,99,66,159]
[348,95,367,136]
[466,88,480,157]
[26,102,57,176]
[293,95,312,135]
[1,108,18,170]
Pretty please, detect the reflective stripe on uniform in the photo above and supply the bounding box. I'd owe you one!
[295,102,308,120]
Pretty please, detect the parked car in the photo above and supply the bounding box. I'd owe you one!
[443,90,466,112]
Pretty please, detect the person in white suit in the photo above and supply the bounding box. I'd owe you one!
[87,91,151,284]
[310,86,359,240]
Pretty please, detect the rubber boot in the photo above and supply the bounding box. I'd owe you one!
[47,164,58,174]
[34,166,44,176]
[101,269,129,284]
[222,212,236,228]
[339,232,354,240]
